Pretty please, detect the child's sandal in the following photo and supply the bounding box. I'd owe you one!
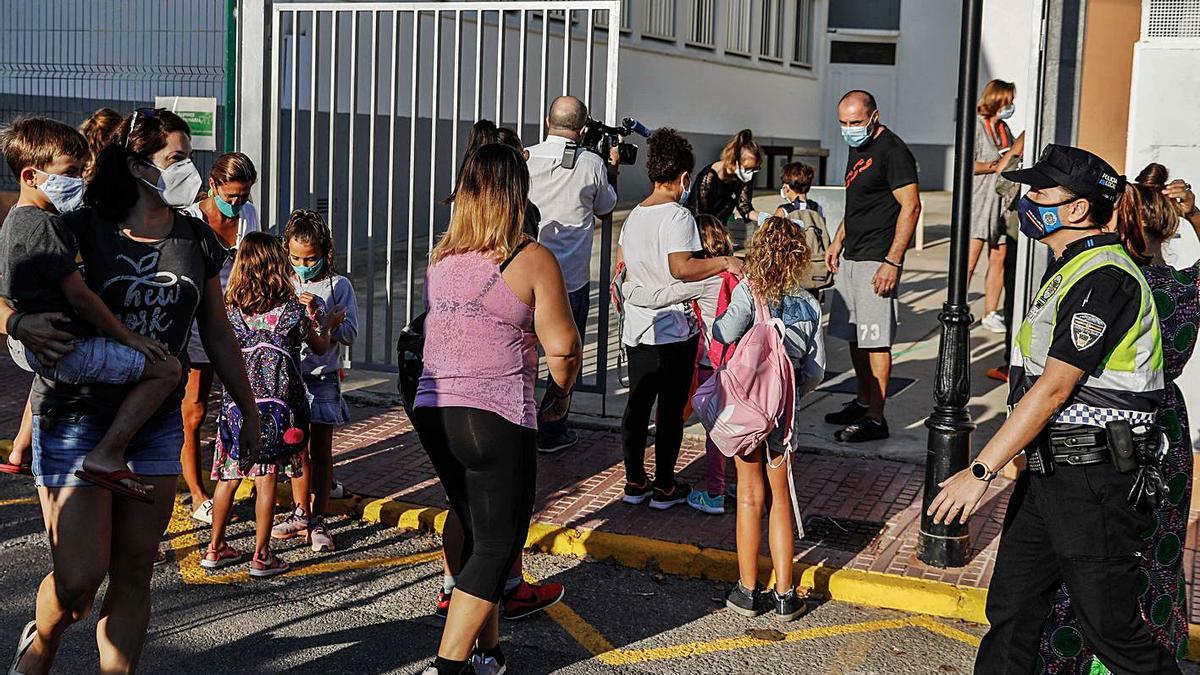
[249,552,290,578]
[199,543,244,570]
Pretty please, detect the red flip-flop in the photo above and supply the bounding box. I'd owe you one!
[0,463,31,476]
[73,469,154,504]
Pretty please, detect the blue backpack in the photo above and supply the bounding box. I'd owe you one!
[218,300,311,464]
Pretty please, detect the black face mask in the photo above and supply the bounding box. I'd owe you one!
[1017,194,1080,241]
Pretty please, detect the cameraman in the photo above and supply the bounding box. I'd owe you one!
[527,95,619,453]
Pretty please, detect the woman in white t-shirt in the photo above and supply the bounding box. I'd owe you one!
[617,129,742,510]
[179,152,261,522]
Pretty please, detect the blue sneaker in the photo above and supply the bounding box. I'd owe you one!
[687,489,725,515]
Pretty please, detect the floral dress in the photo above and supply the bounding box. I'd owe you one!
[1036,263,1197,673]
[212,300,318,480]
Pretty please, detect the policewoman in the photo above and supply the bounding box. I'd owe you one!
[927,145,1181,673]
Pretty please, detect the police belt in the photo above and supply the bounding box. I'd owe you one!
[1047,429,1111,466]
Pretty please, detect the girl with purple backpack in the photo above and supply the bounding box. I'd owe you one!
[712,216,826,621]
[203,232,330,577]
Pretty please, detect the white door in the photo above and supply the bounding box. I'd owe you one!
[821,63,898,186]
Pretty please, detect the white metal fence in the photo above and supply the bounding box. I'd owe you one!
[239,0,622,395]
[0,0,230,190]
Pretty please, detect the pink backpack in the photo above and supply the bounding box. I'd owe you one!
[691,291,796,458]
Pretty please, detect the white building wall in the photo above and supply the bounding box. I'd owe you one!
[1128,0,1200,449]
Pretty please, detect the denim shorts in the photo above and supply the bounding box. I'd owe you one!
[32,410,183,488]
[8,335,145,385]
[305,373,350,426]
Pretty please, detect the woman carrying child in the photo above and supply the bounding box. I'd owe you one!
[271,209,359,554]
[202,231,330,577]
[713,216,826,621]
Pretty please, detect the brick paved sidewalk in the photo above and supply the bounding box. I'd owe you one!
[4,356,1199,624]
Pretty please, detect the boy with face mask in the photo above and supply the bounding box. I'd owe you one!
[0,116,182,502]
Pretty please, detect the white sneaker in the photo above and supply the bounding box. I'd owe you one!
[192,499,215,524]
[981,311,1006,334]
[470,652,507,675]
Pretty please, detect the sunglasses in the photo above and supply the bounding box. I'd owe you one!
[124,107,164,147]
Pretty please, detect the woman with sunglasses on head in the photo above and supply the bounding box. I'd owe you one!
[7,109,261,675]
[177,152,261,525]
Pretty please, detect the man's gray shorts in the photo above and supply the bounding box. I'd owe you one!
[828,258,899,349]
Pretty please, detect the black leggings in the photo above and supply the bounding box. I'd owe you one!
[621,335,699,488]
[411,406,537,602]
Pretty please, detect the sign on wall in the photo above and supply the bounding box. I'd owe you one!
[154,96,218,151]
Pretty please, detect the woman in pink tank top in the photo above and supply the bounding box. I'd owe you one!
[411,144,582,675]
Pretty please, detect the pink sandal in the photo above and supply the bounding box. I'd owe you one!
[199,543,244,569]
[250,552,290,578]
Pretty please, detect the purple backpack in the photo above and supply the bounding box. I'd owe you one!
[217,301,311,463]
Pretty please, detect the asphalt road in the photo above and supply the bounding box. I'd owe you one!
[0,475,1193,674]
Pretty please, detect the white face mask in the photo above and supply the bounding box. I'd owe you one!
[734,164,758,184]
[780,188,791,203]
[35,170,85,213]
[140,158,202,209]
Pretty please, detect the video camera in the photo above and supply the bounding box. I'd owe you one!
[572,116,651,168]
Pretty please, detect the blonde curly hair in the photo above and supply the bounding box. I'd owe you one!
[744,216,811,307]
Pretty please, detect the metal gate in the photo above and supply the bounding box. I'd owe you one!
[239,0,622,400]
[0,0,233,190]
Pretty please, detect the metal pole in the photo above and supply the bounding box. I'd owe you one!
[918,0,983,569]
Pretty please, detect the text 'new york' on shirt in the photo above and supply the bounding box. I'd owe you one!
[31,208,226,417]
[842,127,919,262]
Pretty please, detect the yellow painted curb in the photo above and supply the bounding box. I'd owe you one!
[332,491,991,625]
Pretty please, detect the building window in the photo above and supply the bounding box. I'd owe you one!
[726,0,752,54]
[793,0,815,66]
[760,0,785,61]
[830,40,897,65]
[828,0,901,31]
[688,0,716,47]
[643,0,677,41]
[586,1,632,32]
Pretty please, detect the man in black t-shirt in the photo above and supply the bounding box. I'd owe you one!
[824,90,922,442]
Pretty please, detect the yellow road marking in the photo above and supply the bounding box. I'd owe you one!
[167,495,441,584]
[0,497,38,507]
[595,617,918,666]
[910,614,983,647]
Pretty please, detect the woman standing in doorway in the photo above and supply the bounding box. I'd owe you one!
[968,79,1023,334]
[178,152,260,524]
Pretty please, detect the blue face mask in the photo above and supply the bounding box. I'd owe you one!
[841,122,874,147]
[997,105,1015,120]
[213,191,243,218]
[35,170,85,213]
[679,175,692,204]
[1017,194,1077,240]
[292,258,326,282]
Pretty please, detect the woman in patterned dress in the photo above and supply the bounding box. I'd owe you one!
[1036,165,1200,673]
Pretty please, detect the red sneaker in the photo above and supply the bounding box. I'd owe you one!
[501,580,564,620]
[986,366,1009,383]
[435,589,451,619]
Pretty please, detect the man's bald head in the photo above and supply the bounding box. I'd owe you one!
[837,90,879,126]
[547,96,588,135]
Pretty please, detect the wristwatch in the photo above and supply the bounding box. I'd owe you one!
[970,460,997,482]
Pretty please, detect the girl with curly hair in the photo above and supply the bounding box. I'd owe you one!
[204,231,330,578]
[713,215,826,622]
[616,128,741,510]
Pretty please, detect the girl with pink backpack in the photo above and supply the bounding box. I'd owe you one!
[709,216,825,621]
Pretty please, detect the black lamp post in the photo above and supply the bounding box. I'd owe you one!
[919,0,985,568]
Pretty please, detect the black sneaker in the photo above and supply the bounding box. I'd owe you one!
[725,581,766,617]
[649,480,691,510]
[623,480,653,505]
[834,416,890,443]
[537,428,578,454]
[772,587,806,621]
[824,399,869,425]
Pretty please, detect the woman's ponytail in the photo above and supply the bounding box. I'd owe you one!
[1113,181,1151,265]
